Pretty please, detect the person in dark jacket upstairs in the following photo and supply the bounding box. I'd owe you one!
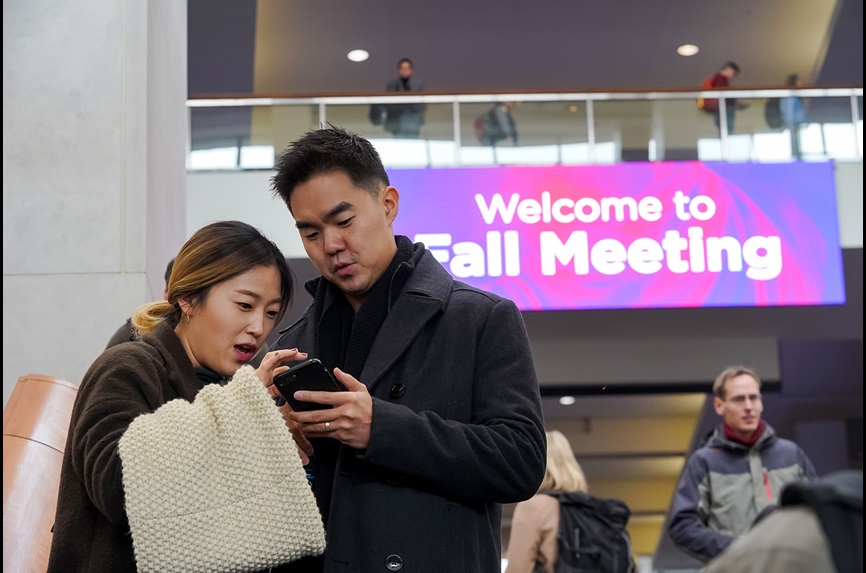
[382,57,426,138]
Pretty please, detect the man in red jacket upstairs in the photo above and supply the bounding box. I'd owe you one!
[703,61,747,135]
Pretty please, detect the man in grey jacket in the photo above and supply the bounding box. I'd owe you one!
[268,126,546,572]
[668,365,817,562]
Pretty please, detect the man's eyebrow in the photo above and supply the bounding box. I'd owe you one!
[295,201,353,229]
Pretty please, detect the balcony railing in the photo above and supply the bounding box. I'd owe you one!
[187,87,863,171]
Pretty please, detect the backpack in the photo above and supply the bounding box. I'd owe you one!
[369,103,386,126]
[764,98,783,130]
[475,108,508,145]
[697,76,717,113]
[475,107,508,145]
[546,492,636,573]
[780,471,863,573]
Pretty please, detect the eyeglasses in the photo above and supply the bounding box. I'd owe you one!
[727,394,762,405]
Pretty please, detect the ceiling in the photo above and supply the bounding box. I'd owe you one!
[188,0,863,97]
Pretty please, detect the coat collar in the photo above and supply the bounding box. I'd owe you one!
[142,321,199,401]
[362,249,451,391]
[302,245,453,391]
[301,242,453,308]
[709,421,776,451]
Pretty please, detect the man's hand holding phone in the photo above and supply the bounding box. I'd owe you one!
[273,359,346,411]
[274,360,373,450]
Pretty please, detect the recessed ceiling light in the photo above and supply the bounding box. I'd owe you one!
[677,44,699,57]
[559,396,576,406]
[347,49,369,62]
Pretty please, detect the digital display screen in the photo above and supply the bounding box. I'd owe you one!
[390,161,845,310]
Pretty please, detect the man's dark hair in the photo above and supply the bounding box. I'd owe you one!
[398,57,413,68]
[271,126,389,212]
[722,61,741,74]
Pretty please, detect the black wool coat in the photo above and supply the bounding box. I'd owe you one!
[274,247,546,573]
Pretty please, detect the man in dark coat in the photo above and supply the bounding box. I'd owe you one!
[269,126,546,572]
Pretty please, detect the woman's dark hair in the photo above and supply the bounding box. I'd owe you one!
[132,221,293,333]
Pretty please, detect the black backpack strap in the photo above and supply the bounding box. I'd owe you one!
[780,471,863,573]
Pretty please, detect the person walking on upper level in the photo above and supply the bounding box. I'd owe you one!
[668,365,817,562]
[780,73,807,159]
[383,57,426,138]
[702,61,747,136]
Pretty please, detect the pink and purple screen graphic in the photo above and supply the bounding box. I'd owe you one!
[390,161,845,311]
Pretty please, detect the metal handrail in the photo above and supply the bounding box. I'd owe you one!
[187,87,862,107]
[186,87,863,167]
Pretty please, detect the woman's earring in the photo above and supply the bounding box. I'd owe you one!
[186,314,190,325]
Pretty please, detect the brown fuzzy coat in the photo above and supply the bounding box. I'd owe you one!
[47,321,201,572]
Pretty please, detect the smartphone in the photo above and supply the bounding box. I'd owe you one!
[273,358,346,411]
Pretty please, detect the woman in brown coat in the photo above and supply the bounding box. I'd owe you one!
[47,221,324,573]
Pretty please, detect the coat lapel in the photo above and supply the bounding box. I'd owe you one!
[361,294,442,392]
[360,251,452,392]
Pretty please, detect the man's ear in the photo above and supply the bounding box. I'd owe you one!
[383,186,399,224]
[713,396,725,416]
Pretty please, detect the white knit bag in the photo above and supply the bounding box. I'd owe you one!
[119,365,325,573]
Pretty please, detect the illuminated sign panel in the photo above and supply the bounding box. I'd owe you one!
[390,161,845,310]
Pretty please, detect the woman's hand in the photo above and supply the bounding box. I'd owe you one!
[254,348,314,463]
[254,348,307,394]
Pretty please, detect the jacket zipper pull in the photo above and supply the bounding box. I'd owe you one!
[763,468,773,499]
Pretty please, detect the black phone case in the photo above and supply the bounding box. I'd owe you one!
[273,358,345,411]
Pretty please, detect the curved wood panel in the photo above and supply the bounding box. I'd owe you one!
[3,374,78,573]
[4,374,78,451]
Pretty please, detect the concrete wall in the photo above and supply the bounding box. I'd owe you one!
[3,1,188,406]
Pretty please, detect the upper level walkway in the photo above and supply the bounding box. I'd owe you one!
[187,85,862,171]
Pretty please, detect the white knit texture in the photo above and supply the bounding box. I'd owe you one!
[118,365,325,573]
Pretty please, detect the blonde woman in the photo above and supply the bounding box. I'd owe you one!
[505,430,588,573]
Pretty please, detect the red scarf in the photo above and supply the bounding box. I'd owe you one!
[724,420,765,447]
